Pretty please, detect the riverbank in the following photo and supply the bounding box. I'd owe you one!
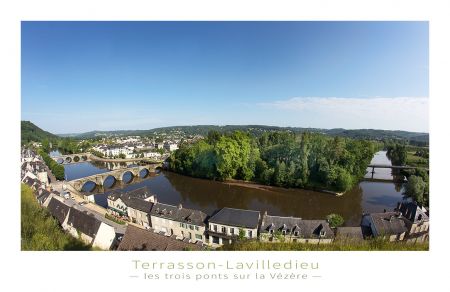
[223,179,344,196]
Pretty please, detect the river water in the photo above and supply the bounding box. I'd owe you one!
[53,150,404,226]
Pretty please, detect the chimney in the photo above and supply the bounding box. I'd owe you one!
[178,203,182,210]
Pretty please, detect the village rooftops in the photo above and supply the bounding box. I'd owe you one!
[47,197,71,225]
[365,212,408,236]
[67,208,102,239]
[108,186,153,202]
[208,207,260,229]
[260,215,334,239]
[108,187,154,213]
[117,225,203,251]
[150,202,207,226]
[397,201,429,223]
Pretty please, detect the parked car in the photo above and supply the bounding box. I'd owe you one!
[63,191,70,199]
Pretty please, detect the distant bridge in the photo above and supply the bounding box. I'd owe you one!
[66,164,162,192]
[51,153,92,164]
[368,164,428,171]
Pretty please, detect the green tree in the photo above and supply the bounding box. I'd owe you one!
[21,184,91,250]
[238,228,246,240]
[403,175,426,205]
[326,214,344,228]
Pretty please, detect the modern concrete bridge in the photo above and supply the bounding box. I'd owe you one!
[51,153,92,164]
[66,164,162,192]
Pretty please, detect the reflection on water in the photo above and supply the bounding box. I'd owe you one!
[64,151,405,226]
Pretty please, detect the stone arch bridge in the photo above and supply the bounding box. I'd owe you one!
[67,164,162,192]
[51,153,92,164]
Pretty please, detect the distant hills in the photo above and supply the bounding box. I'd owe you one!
[21,121,429,145]
[61,124,429,145]
[21,121,58,145]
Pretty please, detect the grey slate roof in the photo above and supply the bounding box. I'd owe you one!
[260,215,334,239]
[67,208,102,238]
[47,198,71,225]
[150,203,207,226]
[366,212,408,236]
[125,197,153,213]
[335,227,364,240]
[23,176,37,187]
[397,201,429,223]
[208,207,260,229]
[36,190,51,204]
[108,186,154,213]
[117,225,202,251]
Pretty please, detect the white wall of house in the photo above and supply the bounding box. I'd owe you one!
[208,222,257,247]
[92,223,116,250]
[128,208,151,228]
[150,215,206,243]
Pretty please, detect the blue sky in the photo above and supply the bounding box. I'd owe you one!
[21,21,429,133]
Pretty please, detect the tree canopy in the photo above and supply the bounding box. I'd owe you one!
[169,131,376,192]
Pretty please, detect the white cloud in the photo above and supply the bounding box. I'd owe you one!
[258,97,429,132]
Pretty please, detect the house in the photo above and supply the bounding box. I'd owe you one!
[47,197,71,225]
[36,189,52,206]
[207,207,260,246]
[36,171,49,187]
[361,212,408,241]
[117,225,203,251]
[149,202,207,243]
[335,227,364,242]
[259,213,334,244]
[22,175,38,188]
[107,187,156,228]
[65,207,116,250]
[163,141,178,152]
[396,201,429,242]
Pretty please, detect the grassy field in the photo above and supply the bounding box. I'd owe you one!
[21,184,92,250]
[218,238,429,251]
[406,151,429,167]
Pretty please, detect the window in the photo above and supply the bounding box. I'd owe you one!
[282,230,286,235]
[179,223,183,228]
[294,231,299,236]
[248,230,253,238]
[195,234,202,240]
[213,225,218,232]
[320,230,326,237]
[221,226,226,233]
[189,225,194,230]
[212,236,220,244]
[269,230,273,234]
[195,226,199,231]
[230,228,235,235]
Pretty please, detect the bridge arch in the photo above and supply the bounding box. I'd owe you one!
[73,155,80,162]
[81,155,87,161]
[103,175,117,189]
[65,156,72,163]
[81,180,97,192]
[57,158,64,164]
[139,168,149,178]
[121,170,134,184]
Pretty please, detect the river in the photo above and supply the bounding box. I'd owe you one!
[51,150,404,226]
